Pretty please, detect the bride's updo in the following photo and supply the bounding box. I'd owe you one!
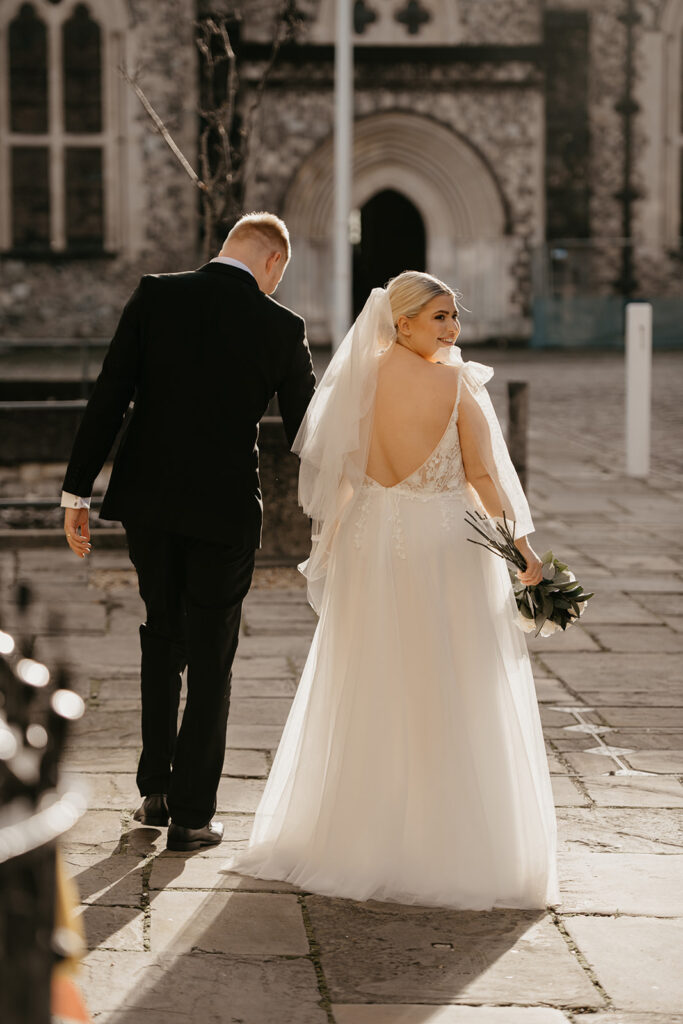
[386,271,455,328]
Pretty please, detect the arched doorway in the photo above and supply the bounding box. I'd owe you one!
[279,111,514,343]
[352,189,426,317]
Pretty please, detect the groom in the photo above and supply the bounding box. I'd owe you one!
[61,212,316,851]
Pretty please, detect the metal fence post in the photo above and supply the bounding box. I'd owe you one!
[507,381,529,493]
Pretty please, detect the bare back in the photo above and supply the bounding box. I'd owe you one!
[366,345,460,487]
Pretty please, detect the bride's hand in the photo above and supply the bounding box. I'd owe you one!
[515,541,543,587]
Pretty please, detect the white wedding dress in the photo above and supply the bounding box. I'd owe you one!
[224,316,559,909]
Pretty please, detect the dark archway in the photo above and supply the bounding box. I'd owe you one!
[352,189,426,317]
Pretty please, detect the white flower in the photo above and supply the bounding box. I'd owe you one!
[515,613,538,634]
[539,619,562,637]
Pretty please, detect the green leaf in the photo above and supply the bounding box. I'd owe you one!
[540,550,553,564]
[534,611,549,636]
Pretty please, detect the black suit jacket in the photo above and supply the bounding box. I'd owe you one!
[62,262,316,547]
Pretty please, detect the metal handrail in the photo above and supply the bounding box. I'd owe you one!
[0,400,88,410]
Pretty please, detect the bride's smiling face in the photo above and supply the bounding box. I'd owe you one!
[396,293,461,362]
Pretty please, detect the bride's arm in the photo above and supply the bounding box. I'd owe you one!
[458,385,543,585]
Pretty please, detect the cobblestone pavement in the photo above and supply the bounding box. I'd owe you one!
[1,349,683,1023]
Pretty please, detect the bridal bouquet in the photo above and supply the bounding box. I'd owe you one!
[465,509,594,637]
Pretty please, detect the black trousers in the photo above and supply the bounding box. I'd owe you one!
[123,521,255,829]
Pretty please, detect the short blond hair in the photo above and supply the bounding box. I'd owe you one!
[386,271,455,326]
[226,212,291,262]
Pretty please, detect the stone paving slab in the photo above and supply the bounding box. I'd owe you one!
[80,950,328,1024]
[625,749,683,773]
[582,775,683,807]
[563,744,683,775]
[588,625,683,652]
[305,900,601,1008]
[149,890,309,955]
[571,594,660,624]
[235,634,316,659]
[538,652,683,705]
[590,553,682,572]
[534,677,573,703]
[228,695,294,725]
[232,654,297,678]
[226,723,285,749]
[36,633,140,674]
[526,626,600,653]
[231,675,298,697]
[558,853,683,915]
[1,600,107,634]
[587,574,683,592]
[594,706,683,727]
[216,776,266,811]
[63,853,144,906]
[62,810,126,854]
[70,710,141,747]
[553,729,683,751]
[332,1008,571,1023]
[570,1015,683,1024]
[635,592,683,616]
[563,917,683,1013]
[149,852,298,893]
[63,744,268,777]
[550,777,591,807]
[79,904,145,951]
[556,807,683,854]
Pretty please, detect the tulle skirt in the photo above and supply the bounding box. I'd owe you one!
[223,484,559,910]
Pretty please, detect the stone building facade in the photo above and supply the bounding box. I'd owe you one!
[0,0,681,344]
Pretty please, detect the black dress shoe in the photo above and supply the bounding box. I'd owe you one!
[167,820,224,851]
[133,794,169,826]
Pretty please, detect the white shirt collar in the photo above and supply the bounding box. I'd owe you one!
[210,256,255,279]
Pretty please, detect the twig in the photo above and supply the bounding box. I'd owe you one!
[119,65,206,191]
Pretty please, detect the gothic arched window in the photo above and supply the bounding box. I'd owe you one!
[0,0,127,256]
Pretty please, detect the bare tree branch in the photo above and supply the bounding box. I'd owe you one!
[119,64,206,191]
[121,5,303,259]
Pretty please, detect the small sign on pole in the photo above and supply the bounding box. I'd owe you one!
[625,302,652,478]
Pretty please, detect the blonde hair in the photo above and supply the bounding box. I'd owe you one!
[386,270,455,326]
[226,212,291,262]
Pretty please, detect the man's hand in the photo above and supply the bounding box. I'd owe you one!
[64,507,91,558]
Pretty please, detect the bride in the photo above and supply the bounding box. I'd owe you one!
[224,272,559,910]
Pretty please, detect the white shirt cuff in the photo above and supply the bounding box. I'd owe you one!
[61,491,91,509]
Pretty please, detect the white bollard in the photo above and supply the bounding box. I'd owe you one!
[625,302,652,478]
